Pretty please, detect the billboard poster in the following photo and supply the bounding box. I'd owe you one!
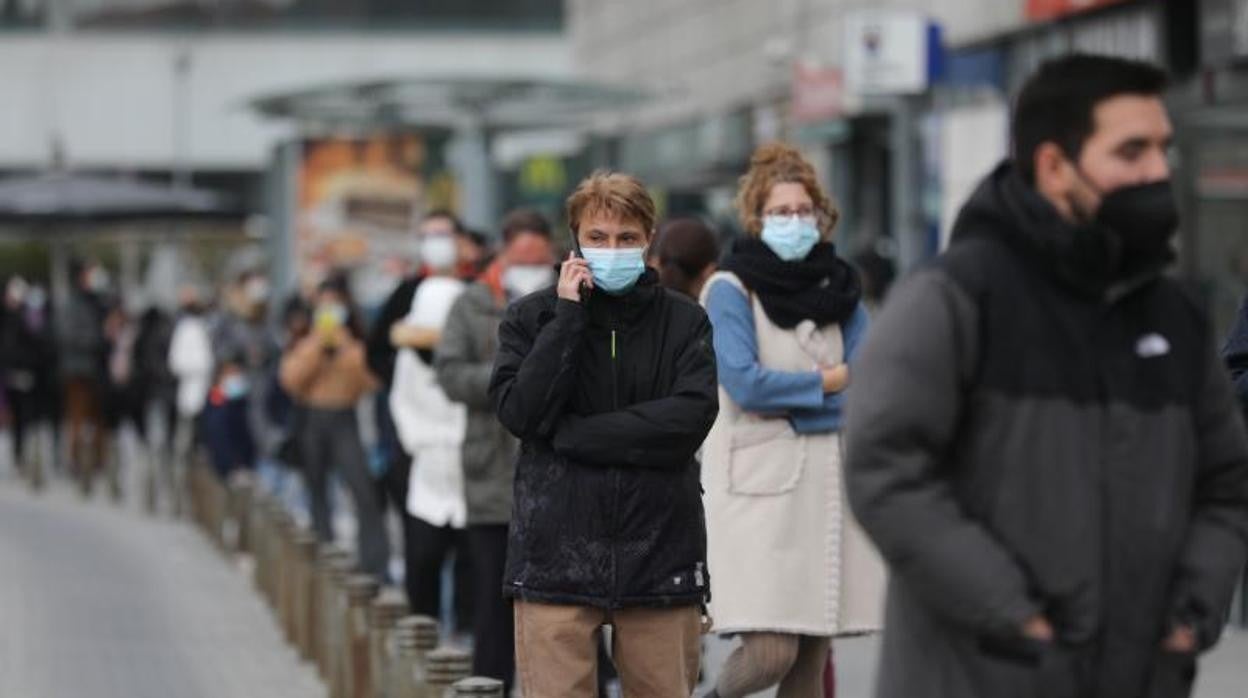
[293,132,456,308]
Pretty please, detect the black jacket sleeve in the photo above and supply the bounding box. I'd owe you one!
[551,312,718,470]
[366,278,419,385]
[490,297,587,440]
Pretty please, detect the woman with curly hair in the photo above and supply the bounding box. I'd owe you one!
[700,143,885,697]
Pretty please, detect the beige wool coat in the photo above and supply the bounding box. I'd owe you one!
[700,271,885,636]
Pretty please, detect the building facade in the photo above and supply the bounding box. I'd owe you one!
[568,0,1246,337]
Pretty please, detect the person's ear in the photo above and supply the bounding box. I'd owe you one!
[1033,142,1078,219]
[698,263,718,285]
[1034,142,1068,187]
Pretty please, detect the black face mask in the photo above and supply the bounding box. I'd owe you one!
[1095,179,1179,270]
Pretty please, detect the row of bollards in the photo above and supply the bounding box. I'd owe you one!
[185,469,504,698]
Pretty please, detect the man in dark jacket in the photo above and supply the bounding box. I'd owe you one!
[59,258,110,495]
[846,54,1248,698]
[434,208,557,692]
[1222,296,1248,626]
[490,172,718,696]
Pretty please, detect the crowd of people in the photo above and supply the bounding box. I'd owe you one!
[3,53,1248,698]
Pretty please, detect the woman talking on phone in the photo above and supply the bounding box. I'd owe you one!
[279,274,389,579]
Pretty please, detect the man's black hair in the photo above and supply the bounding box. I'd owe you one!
[500,208,553,243]
[1012,53,1168,184]
[423,208,464,233]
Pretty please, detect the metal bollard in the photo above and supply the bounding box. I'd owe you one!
[451,677,504,698]
[188,464,204,530]
[315,546,352,676]
[263,499,287,606]
[426,647,473,698]
[393,616,439,698]
[249,492,272,595]
[209,470,228,548]
[270,509,291,629]
[367,589,409,698]
[230,476,253,553]
[293,530,321,660]
[278,514,300,644]
[344,574,381,698]
[326,557,357,696]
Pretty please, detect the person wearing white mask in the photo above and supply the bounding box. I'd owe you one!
[434,209,556,692]
[387,213,477,626]
[699,143,884,698]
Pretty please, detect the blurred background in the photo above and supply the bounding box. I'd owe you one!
[0,0,1243,329]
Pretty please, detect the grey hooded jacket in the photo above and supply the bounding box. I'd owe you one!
[846,163,1248,698]
[434,281,517,526]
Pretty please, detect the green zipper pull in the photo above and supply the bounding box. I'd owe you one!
[611,330,617,359]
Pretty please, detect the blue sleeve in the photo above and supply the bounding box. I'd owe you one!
[705,279,823,414]
[791,303,870,433]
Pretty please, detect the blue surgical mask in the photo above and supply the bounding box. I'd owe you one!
[760,215,820,261]
[581,247,646,295]
[222,374,249,400]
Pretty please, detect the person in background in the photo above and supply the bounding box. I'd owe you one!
[212,268,280,477]
[388,218,474,627]
[133,304,177,511]
[266,296,311,507]
[434,208,556,691]
[648,217,721,299]
[846,55,1248,698]
[849,244,897,313]
[699,143,883,698]
[168,284,214,516]
[367,209,466,602]
[1,277,55,485]
[59,259,111,496]
[490,171,718,697]
[101,300,146,501]
[200,350,257,481]
[455,227,491,281]
[280,275,388,579]
[1222,294,1248,627]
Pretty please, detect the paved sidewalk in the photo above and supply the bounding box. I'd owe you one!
[0,480,325,698]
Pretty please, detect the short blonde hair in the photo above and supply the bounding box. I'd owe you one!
[735,143,839,239]
[566,170,657,236]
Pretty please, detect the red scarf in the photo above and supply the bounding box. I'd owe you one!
[477,259,506,306]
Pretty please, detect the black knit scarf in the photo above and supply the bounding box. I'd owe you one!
[720,238,862,329]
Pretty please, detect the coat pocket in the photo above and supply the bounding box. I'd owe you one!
[1144,651,1197,698]
[727,420,803,495]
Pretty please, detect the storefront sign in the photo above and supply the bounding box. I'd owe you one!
[792,63,846,123]
[843,10,943,96]
[1026,0,1133,22]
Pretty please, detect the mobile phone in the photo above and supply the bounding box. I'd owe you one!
[569,230,591,303]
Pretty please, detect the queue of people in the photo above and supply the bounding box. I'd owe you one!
[3,51,1247,698]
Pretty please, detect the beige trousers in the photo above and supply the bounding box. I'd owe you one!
[514,601,701,697]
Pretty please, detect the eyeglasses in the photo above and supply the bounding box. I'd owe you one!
[763,206,816,219]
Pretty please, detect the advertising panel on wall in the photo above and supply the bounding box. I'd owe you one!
[292,133,456,308]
